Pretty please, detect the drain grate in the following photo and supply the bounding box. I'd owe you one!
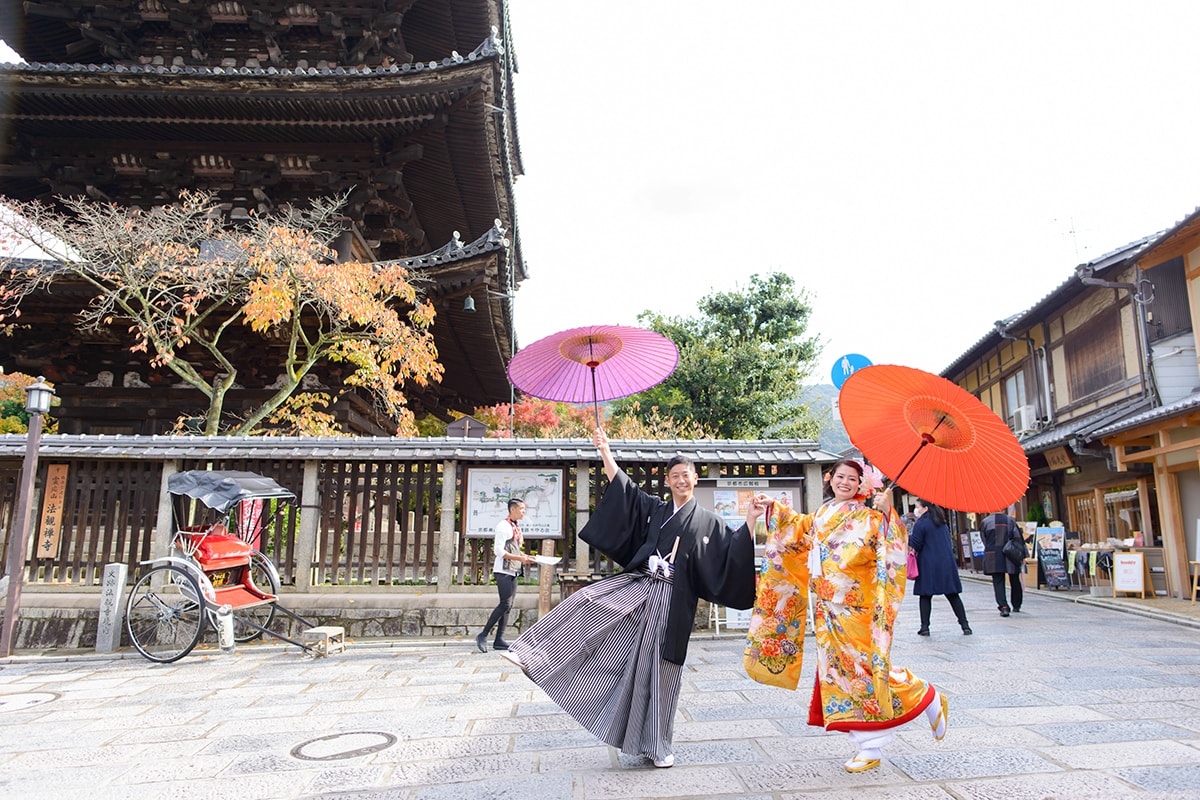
[290,731,397,761]
[0,692,60,712]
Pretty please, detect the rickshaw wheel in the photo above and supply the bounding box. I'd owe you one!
[232,551,280,642]
[126,565,206,663]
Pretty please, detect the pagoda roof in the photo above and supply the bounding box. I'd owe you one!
[0,40,523,267]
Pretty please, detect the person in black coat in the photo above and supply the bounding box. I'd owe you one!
[908,499,971,636]
[980,509,1024,616]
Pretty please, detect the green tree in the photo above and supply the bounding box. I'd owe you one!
[0,192,441,435]
[0,372,57,433]
[616,272,822,439]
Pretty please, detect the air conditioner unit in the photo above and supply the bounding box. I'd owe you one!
[1012,405,1037,435]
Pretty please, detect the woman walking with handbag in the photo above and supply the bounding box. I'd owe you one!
[909,499,971,636]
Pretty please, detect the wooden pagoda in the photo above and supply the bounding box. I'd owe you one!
[0,0,525,433]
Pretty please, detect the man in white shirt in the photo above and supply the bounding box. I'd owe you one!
[476,498,534,652]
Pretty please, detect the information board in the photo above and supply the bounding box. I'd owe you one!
[1112,552,1146,596]
[1036,527,1069,589]
[464,467,565,538]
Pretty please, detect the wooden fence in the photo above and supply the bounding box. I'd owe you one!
[0,439,827,593]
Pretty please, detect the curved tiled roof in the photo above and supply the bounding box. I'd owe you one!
[939,235,1157,378]
[1091,392,1200,440]
[0,434,840,464]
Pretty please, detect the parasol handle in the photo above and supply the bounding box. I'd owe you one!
[588,339,601,428]
[884,432,936,492]
[589,363,599,427]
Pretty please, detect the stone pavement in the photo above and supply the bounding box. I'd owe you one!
[3,579,1200,800]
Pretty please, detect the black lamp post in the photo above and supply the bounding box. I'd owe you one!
[1,377,55,657]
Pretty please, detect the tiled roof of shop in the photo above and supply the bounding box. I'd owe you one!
[940,235,1157,378]
[1018,396,1152,454]
[1090,392,1200,439]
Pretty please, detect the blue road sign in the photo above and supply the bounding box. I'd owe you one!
[831,353,872,389]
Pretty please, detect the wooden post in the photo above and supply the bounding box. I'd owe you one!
[804,463,823,513]
[574,460,591,572]
[436,459,458,592]
[538,539,555,615]
[294,460,320,591]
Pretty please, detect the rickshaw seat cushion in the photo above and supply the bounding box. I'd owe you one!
[187,532,252,567]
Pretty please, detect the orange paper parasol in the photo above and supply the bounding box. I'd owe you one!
[838,364,1029,512]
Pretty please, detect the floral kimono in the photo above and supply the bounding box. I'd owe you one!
[744,499,935,732]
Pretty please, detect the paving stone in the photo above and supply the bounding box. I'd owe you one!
[947,770,1143,799]
[668,739,762,766]
[536,745,615,771]
[1029,719,1195,745]
[686,702,791,721]
[889,747,1062,781]
[387,752,537,787]
[116,754,242,784]
[1036,739,1200,769]
[780,787,956,800]
[673,718,789,742]
[583,765,743,800]
[413,773,575,800]
[149,772,315,799]
[1114,762,1200,792]
[303,765,391,794]
[961,704,1112,726]
[513,728,603,751]
[736,758,910,792]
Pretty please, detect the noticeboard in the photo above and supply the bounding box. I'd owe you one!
[464,467,565,538]
[1036,527,1069,589]
[1112,552,1146,596]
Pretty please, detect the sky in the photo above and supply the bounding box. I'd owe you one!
[5,5,1200,389]
[503,1,1200,386]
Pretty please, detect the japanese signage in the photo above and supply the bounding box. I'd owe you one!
[35,464,69,558]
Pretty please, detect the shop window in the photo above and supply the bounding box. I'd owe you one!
[1067,492,1096,545]
[1004,370,1028,426]
[1142,257,1190,343]
[1104,486,1143,543]
[1065,309,1123,400]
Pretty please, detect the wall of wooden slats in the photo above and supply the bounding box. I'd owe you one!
[0,455,810,588]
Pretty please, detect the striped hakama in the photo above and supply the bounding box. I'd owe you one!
[508,566,680,761]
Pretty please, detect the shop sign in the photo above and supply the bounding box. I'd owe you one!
[1045,446,1074,471]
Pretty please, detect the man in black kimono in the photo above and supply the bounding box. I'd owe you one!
[502,428,761,768]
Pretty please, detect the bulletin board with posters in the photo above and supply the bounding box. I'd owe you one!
[463,467,566,538]
[694,477,804,630]
[695,477,805,538]
[1036,527,1069,589]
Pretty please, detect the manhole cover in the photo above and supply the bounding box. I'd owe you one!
[290,731,397,761]
[0,692,60,712]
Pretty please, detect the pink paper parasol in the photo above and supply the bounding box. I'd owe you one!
[507,325,679,425]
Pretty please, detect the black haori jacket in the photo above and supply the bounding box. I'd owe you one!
[580,469,757,665]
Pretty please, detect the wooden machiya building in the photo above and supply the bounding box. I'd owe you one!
[0,0,525,433]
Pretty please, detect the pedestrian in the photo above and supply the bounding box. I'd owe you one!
[744,459,948,774]
[501,427,760,769]
[981,508,1024,616]
[475,498,535,653]
[909,498,971,636]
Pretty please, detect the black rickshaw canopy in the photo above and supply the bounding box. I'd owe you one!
[167,470,295,514]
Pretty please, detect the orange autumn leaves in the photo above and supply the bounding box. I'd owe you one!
[0,191,441,435]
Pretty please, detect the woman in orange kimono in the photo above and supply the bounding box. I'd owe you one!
[744,458,948,773]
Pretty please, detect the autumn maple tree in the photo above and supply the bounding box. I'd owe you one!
[467,397,715,440]
[0,191,442,435]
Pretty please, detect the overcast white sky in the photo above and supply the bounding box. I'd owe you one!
[5,5,1200,388]
[505,1,1200,385]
